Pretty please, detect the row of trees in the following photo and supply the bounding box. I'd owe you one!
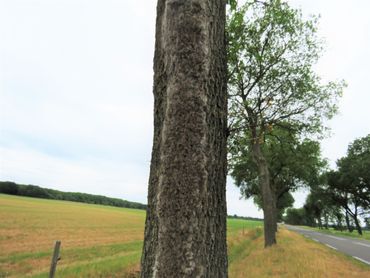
[140,0,345,275]
[285,134,370,235]
[227,0,344,246]
[0,181,147,210]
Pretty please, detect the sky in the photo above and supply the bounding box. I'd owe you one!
[0,0,369,218]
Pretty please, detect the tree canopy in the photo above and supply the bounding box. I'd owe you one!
[227,0,345,140]
[227,0,345,246]
[229,126,326,222]
[286,134,370,234]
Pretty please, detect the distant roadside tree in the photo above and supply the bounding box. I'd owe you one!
[337,134,370,210]
[304,190,325,228]
[230,126,326,233]
[227,0,344,246]
[284,208,307,226]
[301,135,370,234]
[325,134,370,235]
[140,0,228,276]
[365,218,370,230]
[304,186,345,230]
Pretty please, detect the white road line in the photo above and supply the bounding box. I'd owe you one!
[325,244,337,250]
[326,235,346,241]
[312,239,319,242]
[353,242,370,248]
[353,256,370,265]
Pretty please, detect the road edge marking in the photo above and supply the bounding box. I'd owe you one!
[353,242,370,248]
[352,256,370,265]
[325,244,337,250]
[326,235,346,241]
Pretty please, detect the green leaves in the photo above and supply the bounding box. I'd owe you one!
[229,124,326,209]
[227,0,345,216]
[335,134,370,209]
[227,0,345,141]
[227,0,238,11]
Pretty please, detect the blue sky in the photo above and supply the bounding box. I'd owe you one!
[1,0,369,218]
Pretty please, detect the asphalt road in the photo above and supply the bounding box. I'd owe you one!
[285,224,370,266]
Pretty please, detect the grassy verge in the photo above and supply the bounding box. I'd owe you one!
[229,228,370,277]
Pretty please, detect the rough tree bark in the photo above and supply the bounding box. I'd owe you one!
[140,0,228,277]
[267,185,278,234]
[251,141,277,247]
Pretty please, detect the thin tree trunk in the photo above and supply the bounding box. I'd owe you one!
[353,216,363,235]
[336,214,343,231]
[140,1,228,277]
[324,213,329,229]
[352,206,363,236]
[317,215,322,229]
[251,141,276,247]
[345,211,353,232]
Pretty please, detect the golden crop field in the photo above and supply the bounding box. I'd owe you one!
[1,194,369,277]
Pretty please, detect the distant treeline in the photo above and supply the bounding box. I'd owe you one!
[228,214,263,222]
[0,181,147,210]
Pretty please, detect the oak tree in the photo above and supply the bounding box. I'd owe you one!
[227,0,344,246]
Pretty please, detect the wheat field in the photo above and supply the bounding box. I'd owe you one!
[1,194,369,277]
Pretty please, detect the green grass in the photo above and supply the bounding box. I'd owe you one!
[228,227,262,264]
[228,228,370,277]
[227,218,262,235]
[31,252,142,278]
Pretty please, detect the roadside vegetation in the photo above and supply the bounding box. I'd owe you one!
[284,134,370,236]
[1,194,369,277]
[229,228,370,277]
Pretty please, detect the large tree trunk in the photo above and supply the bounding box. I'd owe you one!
[140,1,228,277]
[251,141,276,247]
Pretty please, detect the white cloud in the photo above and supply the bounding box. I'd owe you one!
[0,145,148,202]
[1,0,369,218]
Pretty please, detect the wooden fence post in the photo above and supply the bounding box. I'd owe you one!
[49,240,61,278]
